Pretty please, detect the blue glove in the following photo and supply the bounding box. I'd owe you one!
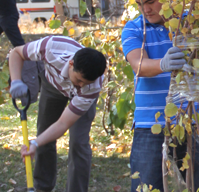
[10,80,28,99]
[160,47,186,72]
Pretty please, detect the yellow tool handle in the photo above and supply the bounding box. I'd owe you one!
[22,120,34,191]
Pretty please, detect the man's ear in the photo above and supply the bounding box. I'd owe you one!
[69,60,74,67]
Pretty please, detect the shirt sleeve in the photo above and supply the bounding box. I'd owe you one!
[121,19,143,59]
[68,76,103,116]
[23,36,52,61]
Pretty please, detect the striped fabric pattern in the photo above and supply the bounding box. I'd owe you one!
[23,35,103,116]
[121,15,187,128]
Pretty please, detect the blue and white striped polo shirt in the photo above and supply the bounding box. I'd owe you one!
[122,15,188,128]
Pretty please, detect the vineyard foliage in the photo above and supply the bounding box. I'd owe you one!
[0,0,138,133]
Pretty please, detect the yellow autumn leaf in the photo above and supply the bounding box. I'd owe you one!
[63,131,68,136]
[119,46,123,52]
[185,122,192,135]
[193,59,199,68]
[184,152,190,160]
[122,172,131,177]
[166,160,171,169]
[100,17,106,25]
[163,8,173,19]
[129,0,136,4]
[187,15,195,24]
[1,116,10,120]
[116,146,124,153]
[68,28,75,36]
[155,112,161,122]
[191,28,199,35]
[131,171,140,179]
[169,18,179,29]
[3,144,10,149]
[169,143,177,147]
[164,103,178,117]
[63,20,75,30]
[174,4,183,14]
[169,32,173,41]
[100,34,105,40]
[181,28,188,35]
[162,2,170,10]
[94,31,101,37]
[151,124,162,134]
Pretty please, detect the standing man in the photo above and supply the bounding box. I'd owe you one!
[9,35,106,192]
[0,0,40,105]
[0,0,24,47]
[122,0,199,191]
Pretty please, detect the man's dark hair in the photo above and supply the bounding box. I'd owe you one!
[73,48,106,81]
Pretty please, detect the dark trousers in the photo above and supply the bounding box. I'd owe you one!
[34,71,96,192]
[0,14,25,47]
[130,128,199,192]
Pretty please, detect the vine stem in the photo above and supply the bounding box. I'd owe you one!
[134,0,146,94]
[162,133,170,192]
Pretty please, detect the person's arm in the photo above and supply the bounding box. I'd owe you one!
[126,47,186,77]
[126,48,162,77]
[21,107,81,161]
[9,46,25,81]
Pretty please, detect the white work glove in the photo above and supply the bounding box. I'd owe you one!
[160,47,186,72]
[10,80,28,99]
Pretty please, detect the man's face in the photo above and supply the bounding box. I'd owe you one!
[68,60,95,88]
[136,0,164,25]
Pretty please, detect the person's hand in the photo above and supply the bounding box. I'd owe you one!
[10,80,28,99]
[21,144,36,163]
[160,47,186,72]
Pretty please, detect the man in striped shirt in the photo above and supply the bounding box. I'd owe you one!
[122,0,199,191]
[9,35,106,192]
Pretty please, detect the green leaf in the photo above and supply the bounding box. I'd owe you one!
[164,103,178,117]
[151,124,162,134]
[63,28,68,36]
[0,96,5,105]
[95,8,101,19]
[151,189,161,192]
[120,92,132,101]
[107,113,112,126]
[112,105,117,116]
[49,20,61,29]
[130,101,136,111]
[106,81,117,90]
[163,8,173,19]
[80,0,87,16]
[123,65,134,80]
[116,99,130,119]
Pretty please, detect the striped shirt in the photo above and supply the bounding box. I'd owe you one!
[23,35,103,116]
[122,15,187,128]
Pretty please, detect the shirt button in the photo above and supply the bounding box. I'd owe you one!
[160,28,163,31]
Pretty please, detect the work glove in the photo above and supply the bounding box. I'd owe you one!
[160,47,186,72]
[10,80,28,99]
